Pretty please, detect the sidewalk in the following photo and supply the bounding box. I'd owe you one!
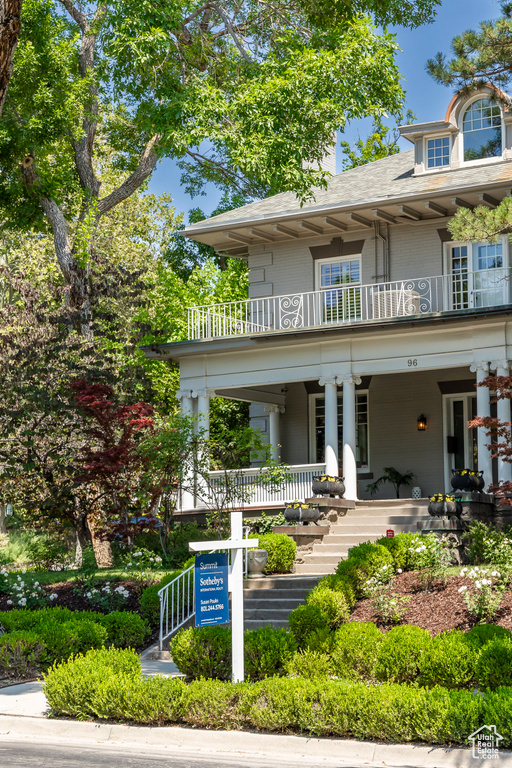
[0,660,509,768]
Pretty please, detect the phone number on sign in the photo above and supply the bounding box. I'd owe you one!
[201,603,225,612]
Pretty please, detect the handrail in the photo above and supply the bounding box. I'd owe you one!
[187,267,511,340]
[158,529,251,650]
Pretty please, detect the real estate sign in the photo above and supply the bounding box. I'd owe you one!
[194,552,229,627]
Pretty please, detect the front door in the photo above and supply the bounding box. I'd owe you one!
[448,241,507,310]
[444,394,477,489]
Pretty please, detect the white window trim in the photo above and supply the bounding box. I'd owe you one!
[424,133,452,172]
[443,237,509,276]
[308,390,370,472]
[314,254,362,292]
[458,94,504,168]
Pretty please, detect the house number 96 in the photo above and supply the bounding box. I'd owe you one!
[408,359,418,367]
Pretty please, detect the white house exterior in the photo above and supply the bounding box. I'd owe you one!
[145,89,512,508]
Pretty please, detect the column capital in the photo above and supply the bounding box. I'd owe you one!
[336,374,362,386]
[490,360,509,372]
[192,388,216,399]
[264,404,285,414]
[176,389,193,400]
[470,362,490,373]
[319,377,337,387]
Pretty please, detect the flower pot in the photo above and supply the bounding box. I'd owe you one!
[284,504,321,524]
[312,475,345,497]
[450,469,472,492]
[428,500,461,517]
[470,471,485,492]
[247,549,268,578]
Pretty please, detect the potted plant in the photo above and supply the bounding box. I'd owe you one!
[450,469,484,493]
[284,500,321,524]
[366,467,416,499]
[428,493,462,517]
[312,474,345,497]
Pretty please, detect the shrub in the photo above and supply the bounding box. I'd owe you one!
[37,619,108,668]
[288,604,327,646]
[474,638,512,689]
[465,624,512,647]
[462,522,512,568]
[170,626,231,680]
[0,630,44,679]
[316,574,356,611]
[244,626,296,680]
[97,612,147,648]
[340,542,393,592]
[92,674,187,724]
[139,569,183,627]
[286,649,332,679]
[43,647,141,718]
[375,533,415,570]
[331,621,383,681]
[419,630,479,689]
[184,679,243,730]
[244,511,287,535]
[306,585,349,629]
[257,534,296,574]
[375,625,432,684]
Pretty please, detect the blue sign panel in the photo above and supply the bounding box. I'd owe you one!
[195,552,229,627]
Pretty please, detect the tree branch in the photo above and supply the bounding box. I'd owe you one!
[58,0,87,31]
[97,135,162,216]
[209,2,252,62]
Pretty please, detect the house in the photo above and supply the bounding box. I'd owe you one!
[144,88,512,510]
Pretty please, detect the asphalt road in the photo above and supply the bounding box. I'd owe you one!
[0,739,365,768]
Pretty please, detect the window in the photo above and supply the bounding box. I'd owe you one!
[311,392,369,468]
[447,240,507,309]
[462,98,502,162]
[426,136,450,168]
[316,256,361,323]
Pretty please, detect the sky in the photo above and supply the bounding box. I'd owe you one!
[147,0,503,221]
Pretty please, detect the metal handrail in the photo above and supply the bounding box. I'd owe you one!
[158,529,251,650]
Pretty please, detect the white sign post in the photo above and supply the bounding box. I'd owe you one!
[189,510,256,683]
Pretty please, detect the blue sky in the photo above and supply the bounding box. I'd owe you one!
[147,0,503,219]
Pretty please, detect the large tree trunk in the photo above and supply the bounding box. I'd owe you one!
[73,514,92,567]
[87,516,113,568]
[0,0,22,118]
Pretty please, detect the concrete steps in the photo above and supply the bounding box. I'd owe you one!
[294,498,430,575]
[243,575,319,630]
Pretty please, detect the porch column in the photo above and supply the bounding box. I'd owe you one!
[177,389,195,511]
[470,363,493,492]
[338,374,362,501]
[194,389,211,440]
[264,404,284,461]
[193,389,214,507]
[493,361,512,488]
[319,377,339,477]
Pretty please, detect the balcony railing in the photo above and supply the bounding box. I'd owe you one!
[188,268,511,340]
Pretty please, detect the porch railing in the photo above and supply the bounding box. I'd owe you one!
[188,268,511,340]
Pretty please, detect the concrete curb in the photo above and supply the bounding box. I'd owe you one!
[0,714,509,767]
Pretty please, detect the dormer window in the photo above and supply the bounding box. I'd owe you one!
[462,98,502,162]
[426,136,450,168]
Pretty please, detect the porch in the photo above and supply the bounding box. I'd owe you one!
[188,268,510,340]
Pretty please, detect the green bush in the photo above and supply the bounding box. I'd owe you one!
[338,542,393,592]
[316,574,356,611]
[257,534,296,574]
[184,679,243,730]
[375,625,432,684]
[375,533,415,570]
[244,626,296,680]
[0,630,44,679]
[475,638,512,689]
[306,585,349,630]
[331,621,383,681]
[170,626,231,680]
[97,612,147,648]
[419,630,479,689]
[288,604,327,646]
[43,647,141,719]
[139,569,184,627]
[37,619,108,667]
[93,674,187,723]
[285,649,332,679]
[465,624,512,647]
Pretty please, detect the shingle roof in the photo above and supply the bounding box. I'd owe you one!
[184,150,512,236]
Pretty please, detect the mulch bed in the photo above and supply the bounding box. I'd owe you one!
[0,578,145,615]
[349,571,512,635]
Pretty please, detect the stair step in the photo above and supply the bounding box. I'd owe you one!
[245,608,296,620]
[300,554,345,565]
[294,563,336,575]
[245,619,290,629]
[332,515,427,526]
[244,593,307,603]
[244,576,318,590]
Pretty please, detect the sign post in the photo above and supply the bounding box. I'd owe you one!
[189,513,256,683]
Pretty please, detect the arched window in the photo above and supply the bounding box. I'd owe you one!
[462,98,502,162]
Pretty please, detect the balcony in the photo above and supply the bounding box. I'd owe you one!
[188,269,511,340]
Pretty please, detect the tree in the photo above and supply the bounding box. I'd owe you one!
[339,110,415,170]
[0,0,22,117]
[427,2,512,242]
[0,0,437,336]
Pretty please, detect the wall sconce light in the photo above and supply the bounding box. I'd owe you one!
[417,414,427,432]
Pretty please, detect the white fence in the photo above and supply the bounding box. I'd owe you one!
[188,268,511,340]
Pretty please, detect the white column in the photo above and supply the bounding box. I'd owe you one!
[194,389,211,441]
[319,377,339,477]
[264,404,284,461]
[230,509,244,682]
[193,389,214,507]
[471,363,493,492]
[338,374,362,501]
[177,389,195,511]
[493,361,512,488]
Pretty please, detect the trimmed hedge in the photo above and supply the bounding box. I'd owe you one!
[43,647,512,747]
[257,534,296,574]
[139,569,183,627]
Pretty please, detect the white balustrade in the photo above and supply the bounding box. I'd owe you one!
[188,268,510,340]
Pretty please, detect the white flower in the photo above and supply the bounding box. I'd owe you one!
[475,581,482,589]
[18,598,26,606]
[6,599,12,605]
[34,581,39,587]
[155,556,162,563]
[492,571,500,577]
[49,593,57,601]
[460,568,467,576]
[86,592,92,598]
[397,569,403,574]
[22,569,26,574]
[458,586,467,593]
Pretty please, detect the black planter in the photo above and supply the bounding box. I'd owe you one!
[469,471,485,492]
[450,469,472,492]
[284,504,321,524]
[312,475,345,498]
[428,499,462,517]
